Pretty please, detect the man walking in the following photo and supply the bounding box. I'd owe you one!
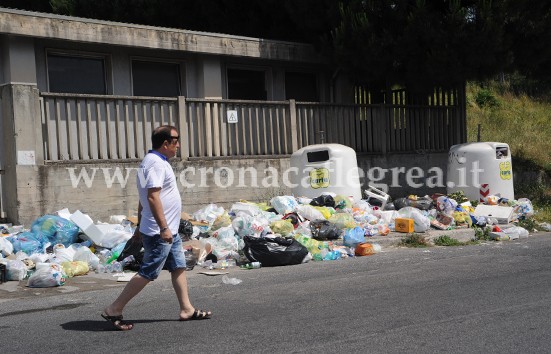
[102,125,212,331]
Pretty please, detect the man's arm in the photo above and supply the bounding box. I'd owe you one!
[147,187,173,243]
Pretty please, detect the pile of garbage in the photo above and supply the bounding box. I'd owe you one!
[0,190,545,288]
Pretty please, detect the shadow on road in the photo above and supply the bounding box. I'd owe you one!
[61,318,176,331]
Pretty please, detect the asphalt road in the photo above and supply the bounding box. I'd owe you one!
[2,233,551,354]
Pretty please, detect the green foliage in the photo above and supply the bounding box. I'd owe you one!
[516,218,541,233]
[473,226,492,241]
[474,89,500,108]
[399,233,430,248]
[433,235,479,246]
[448,190,469,204]
[433,235,462,246]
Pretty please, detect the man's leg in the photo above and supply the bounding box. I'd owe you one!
[172,268,195,319]
[104,274,150,316]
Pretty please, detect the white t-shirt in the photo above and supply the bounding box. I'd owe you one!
[137,151,181,236]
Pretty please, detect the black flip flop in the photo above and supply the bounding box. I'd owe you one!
[101,313,134,331]
[179,309,212,321]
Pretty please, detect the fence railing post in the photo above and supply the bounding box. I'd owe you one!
[379,103,387,154]
[289,99,298,153]
[178,96,189,159]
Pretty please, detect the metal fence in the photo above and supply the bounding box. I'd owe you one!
[40,93,465,161]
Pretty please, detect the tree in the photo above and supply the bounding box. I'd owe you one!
[503,1,551,83]
[2,0,550,90]
[331,0,508,94]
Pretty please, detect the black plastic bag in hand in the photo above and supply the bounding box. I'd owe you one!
[243,235,308,267]
[116,233,144,271]
[179,219,194,238]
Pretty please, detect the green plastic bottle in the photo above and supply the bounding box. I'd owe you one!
[240,261,261,269]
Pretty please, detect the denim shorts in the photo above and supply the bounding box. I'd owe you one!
[138,233,187,281]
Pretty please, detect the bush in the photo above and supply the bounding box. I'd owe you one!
[399,233,430,248]
[475,89,500,108]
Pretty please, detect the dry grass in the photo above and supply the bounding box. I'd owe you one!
[466,82,551,223]
[466,83,551,170]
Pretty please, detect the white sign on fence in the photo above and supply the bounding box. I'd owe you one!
[227,110,238,123]
[17,150,36,165]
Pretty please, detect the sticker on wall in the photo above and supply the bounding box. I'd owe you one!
[227,110,238,123]
[17,150,36,166]
[499,161,512,180]
[309,168,330,189]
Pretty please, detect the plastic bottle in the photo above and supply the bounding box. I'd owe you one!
[95,263,106,273]
[222,275,242,285]
[120,255,135,268]
[240,261,261,269]
[111,261,123,273]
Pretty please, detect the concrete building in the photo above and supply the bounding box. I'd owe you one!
[0,8,459,225]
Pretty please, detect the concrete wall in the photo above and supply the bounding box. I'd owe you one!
[14,152,449,226]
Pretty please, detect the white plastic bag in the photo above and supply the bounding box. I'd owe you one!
[101,229,132,249]
[270,196,299,215]
[516,198,534,218]
[232,215,270,237]
[379,210,399,225]
[296,205,325,221]
[436,196,457,216]
[27,263,66,288]
[230,202,262,217]
[73,245,100,270]
[397,207,431,232]
[54,244,76,262]
[7,260,27,281]
[212,226,239,259]
[503,226,529,238]
[192,204,225,225]
[0,237,14,256]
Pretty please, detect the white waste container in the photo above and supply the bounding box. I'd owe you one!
[447,142,514,201]
[290,144,362,201]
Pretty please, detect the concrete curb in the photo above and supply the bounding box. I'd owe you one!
[364,227,476,248]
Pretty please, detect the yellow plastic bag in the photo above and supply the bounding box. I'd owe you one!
[270,220,295,236]
[334,195,353,209]
[61,261,89,277]
[328,213,356,229]
[453,211,472,227]
[211,212,232,231]
[313,206,333,219]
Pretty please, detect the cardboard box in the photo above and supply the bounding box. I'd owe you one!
[395,218,414,233]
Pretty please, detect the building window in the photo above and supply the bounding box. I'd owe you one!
[47,53,107,94]
[227,68,267,100]
[285,72,318,101]
[132,60,181,97]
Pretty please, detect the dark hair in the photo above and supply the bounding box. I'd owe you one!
[151,125,177,149]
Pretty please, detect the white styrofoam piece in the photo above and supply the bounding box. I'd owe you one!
[70,210,120,247]
[473,204,514,224]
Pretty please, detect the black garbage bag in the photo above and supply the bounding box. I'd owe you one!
[178,219,194,240]
[310,195,336,208]
[394,197,433,210]
[116,233,144,271]
[310,220,340,240]
[393,197,410,210]
[243,235,308,267]
[282,212,301,228]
